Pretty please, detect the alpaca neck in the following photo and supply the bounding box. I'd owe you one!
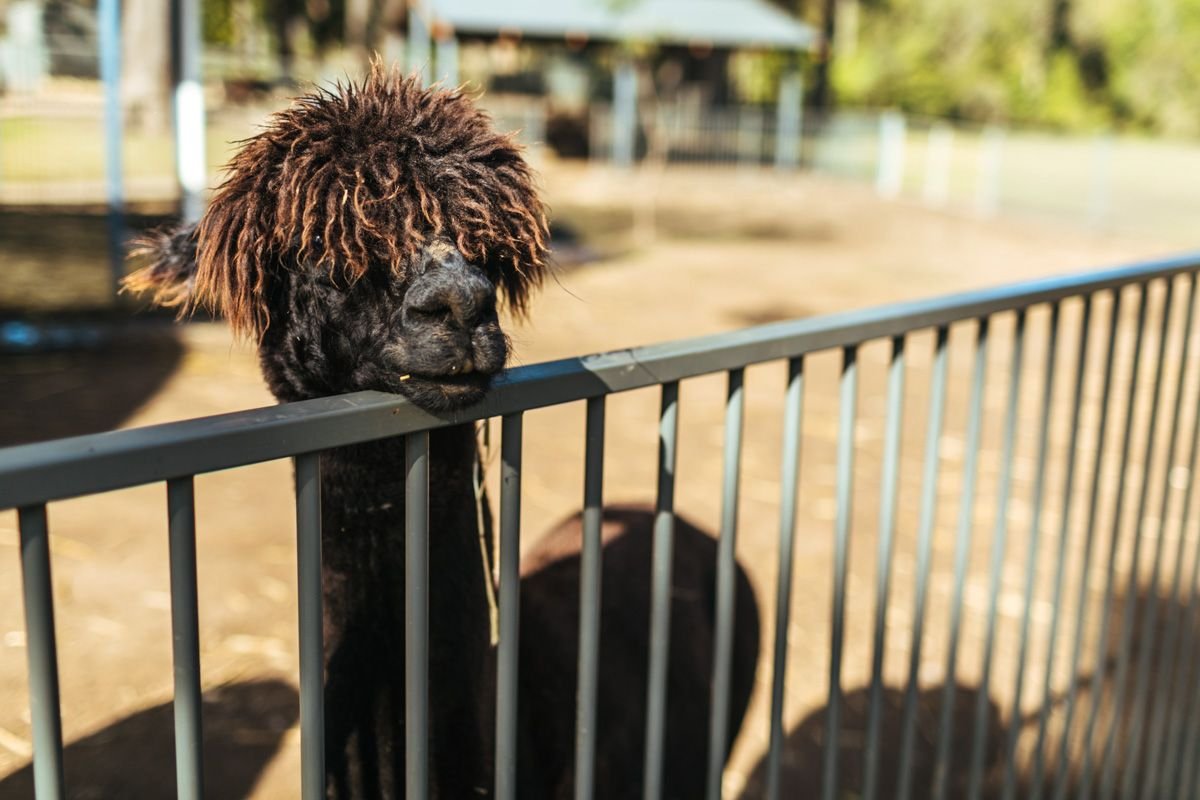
[319,424,494,798]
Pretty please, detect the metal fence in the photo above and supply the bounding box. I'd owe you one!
[6,253,1200,799]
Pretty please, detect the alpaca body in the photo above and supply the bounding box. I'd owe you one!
[319,426,494,799]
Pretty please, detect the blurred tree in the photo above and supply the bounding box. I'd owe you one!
[122,0,170,132]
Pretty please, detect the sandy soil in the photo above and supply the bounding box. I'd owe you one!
[0,163,1192,798]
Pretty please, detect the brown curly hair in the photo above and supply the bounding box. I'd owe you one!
[126,65,550,338]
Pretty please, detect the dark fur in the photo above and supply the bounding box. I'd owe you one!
[123,68,759,798]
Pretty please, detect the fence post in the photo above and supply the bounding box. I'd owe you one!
[974,126,1006,217]
[99,0,125,300]
[738,106,764,171]
[172,0,206,224]
[407,5,431,86]
[875,110,906,199]
[774,72,803,171]
[922,121,954,207]
[434,34,458,86]
[1088,133,1114,229]
[612,59,637,168]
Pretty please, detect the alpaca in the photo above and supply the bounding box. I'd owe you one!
[125,69,759,799]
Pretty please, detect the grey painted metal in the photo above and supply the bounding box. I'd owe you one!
[1028,296,1095,798]
[1161,543,1200,799]
[98,0,124,296]
[1097,279,1176,800]
[967,310,1027,800]
[1075,285,1152,800]
[897,326,951,800]
[1121,275,1199,799]
[7,254,1200,512]
[18,504,65,800]
[1177,634,1200,799]
[294,453,325,800]
[575,397,606,800]
[1001,302,1063,800]
[863,336,906,800]
[1158,322,1200,797]
[822,347,858,800]
[405,434,431,800]
[932,318,990,800]
[706,369,746,800]
[167,477,204,800]
[496,414,524,800]
[1140,274,1200,799]
[643,382,680,800]
[1049,290,1125,800]
[765,357,804,800]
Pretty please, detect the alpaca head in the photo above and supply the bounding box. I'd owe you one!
[125,68,550,411]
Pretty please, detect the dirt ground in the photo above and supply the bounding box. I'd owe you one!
[1,162,1195,798]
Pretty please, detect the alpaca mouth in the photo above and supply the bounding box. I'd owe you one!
[396,369,493,409]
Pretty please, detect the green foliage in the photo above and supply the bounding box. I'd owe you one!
[826,0,1200,135]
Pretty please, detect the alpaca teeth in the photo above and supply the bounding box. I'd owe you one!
[399,375,411,381]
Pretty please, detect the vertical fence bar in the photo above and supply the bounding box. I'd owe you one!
[1028,297,1095,798]
[1176,628,1200,798]
[897,326,951,800]
[1001,302,1063,800]
[18,504,65,800]
[1120,276,1197,799]
[1139,274,1200,799]
[1050,290,1124,800]
[496,414,524,800]
[575,397,606,800]
[863,336,906,800]
[966,310,1027,800]
[1159,290,1200,796]
[1097,279,1175,800]
[167,477,204,800]
[822,346,859,800]
[294,453,325,800]
[1163,544,1200,798]
[766,358,804,800]
[1174,593,1200,798]
[404,434,430,800]
[706,369,746,800]
[932,317,990,800]
[1075,284,1152,800]
[644,381,681,800]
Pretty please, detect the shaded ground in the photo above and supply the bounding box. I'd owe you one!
[0,162,1191,798]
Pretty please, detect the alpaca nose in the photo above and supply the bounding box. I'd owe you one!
[404,249,497,330]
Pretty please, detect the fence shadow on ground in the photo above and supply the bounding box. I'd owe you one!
[738,585,1200,799]
[0,321,184,447]
[0,678,297,799]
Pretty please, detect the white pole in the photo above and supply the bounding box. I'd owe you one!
[875,110,906,199]
[434,35,458,86]
[407,6,431,86]
[922,121,954,207]
[173,0,206,224]
[612,59,637,168]
[974,125,1006,217]
[775,71,803,170]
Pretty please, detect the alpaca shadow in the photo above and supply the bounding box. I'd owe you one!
[739,585,1199,799]
[0,678,297,799]
[0,318,184,447]
[738,682,1006,799]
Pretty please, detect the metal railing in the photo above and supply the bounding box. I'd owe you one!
[5,252,1200,799]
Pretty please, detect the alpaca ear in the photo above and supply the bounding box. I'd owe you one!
[122,222,200,311]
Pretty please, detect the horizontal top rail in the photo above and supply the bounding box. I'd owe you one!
[2,252,1198,510]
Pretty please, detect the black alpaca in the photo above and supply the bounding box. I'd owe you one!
[126,69,760,799]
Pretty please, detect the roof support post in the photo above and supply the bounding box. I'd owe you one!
[775,69,804,171]
[612,58,638,168]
